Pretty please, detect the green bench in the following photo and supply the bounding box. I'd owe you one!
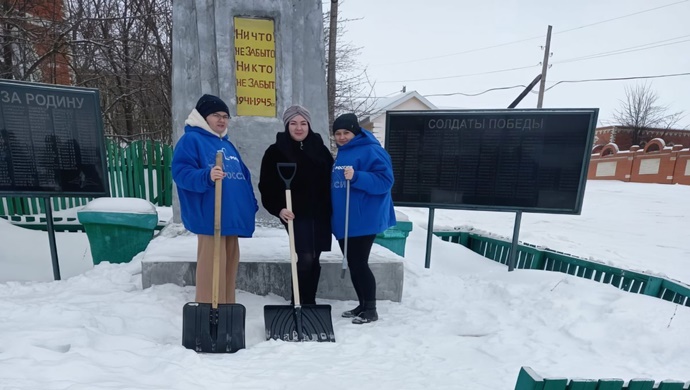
[516,366,688,390]
[0,215,166,232]
[0,215,86,232]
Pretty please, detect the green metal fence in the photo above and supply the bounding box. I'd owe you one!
[0,196,91,216]
[515,366,688,390]
[434,230,690,309]
[0,139,173,216]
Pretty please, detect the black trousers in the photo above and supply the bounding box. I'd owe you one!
[338,234,376,308]
[291,251,321,305]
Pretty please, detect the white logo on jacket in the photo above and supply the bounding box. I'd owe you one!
[208,149,244,180]
[218,148,240,162]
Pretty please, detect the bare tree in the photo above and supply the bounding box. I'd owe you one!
[5,0,366,146]
[658,111,687,142]
[0,0,75,83]
[1,0,172,143]
[326,0,337,130]
[324,1,375,121]
[66,0,172,143]
[613,82,684,147]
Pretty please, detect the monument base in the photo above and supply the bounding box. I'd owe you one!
[140,225,404,302]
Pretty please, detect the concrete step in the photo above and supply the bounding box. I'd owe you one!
[142,253,403,302]
[141,224,405,302]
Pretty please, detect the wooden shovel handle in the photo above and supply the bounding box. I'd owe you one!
[286,188,300,306]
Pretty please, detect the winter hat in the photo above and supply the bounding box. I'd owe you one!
[332,113,361,135]
[195,94,230,119]
[282,105,312,128]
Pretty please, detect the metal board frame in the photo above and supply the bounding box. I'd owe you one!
[0,79,109,197]
[384,108,599,214]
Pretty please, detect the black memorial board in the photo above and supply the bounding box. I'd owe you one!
[0,80,109,197]
[385,109,598,214]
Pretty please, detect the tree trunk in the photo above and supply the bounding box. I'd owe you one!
[327,0,338,129]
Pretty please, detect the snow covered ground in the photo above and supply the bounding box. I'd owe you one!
[0,180,689,389]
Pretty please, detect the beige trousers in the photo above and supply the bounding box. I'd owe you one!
[195,235,240,304]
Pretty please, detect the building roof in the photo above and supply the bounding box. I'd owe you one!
[367,90,437,122]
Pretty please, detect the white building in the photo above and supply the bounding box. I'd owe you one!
[361,90,437,147]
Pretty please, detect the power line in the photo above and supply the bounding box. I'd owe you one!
[545,72,690,91]
[371,36,545,67]
[369,0,689,67]
[554,0,689,34]
[424,85,531,97]
[378,35,690,84]
[377,63,539,83]
[408,72,690,99]
[554,35,690,65]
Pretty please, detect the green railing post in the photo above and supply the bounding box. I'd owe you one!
[127,143,135,197]
[106,139,117,197]
[154,140,163,206]
[146,139,154,203]
[163,144,173,206]
[133,141,143,198]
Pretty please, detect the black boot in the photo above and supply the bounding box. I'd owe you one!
[352,301,377,324]
[341,305,364,318]
[352,309,378,324]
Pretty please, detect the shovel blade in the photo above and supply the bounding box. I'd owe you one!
[264,304,335,342]
[182,302,246,353]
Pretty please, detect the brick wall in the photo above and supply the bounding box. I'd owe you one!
[595,126,690,151]
[589,138,690,185]
[10,0,72,85]
[672,149,690,185]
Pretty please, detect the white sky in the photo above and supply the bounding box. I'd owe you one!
[1,180,689,389]
[330,0,690,128]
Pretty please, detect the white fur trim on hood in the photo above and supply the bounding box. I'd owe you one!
[185,108,227,138]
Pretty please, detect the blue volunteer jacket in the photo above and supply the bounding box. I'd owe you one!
[331,128,396,239]
[172,109,257,237]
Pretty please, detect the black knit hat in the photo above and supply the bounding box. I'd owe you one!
[195,94,230,119]
[332,113,361,135]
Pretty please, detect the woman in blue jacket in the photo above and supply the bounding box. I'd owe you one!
[172,94,257,304]
[331,113,396,324]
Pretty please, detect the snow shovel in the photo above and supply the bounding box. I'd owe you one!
[340,178,350,279]
[182,152,246,353]
[263,162,335,342]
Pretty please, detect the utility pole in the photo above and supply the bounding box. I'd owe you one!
[327,0,338,129]
[508,25,552,272]
[536,25,552,109]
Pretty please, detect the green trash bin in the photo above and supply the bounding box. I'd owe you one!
[375,218,413,257]
[78,198,159,265]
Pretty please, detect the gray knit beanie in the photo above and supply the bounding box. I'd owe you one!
[282,105,312,128]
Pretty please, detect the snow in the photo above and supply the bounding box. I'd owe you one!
[0,219,93,282]
[421,181,690,284]
[81,197,157,214]
[394,209,409,221]
[1,180,689,389]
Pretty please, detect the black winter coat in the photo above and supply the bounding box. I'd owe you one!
[259,130,334,253]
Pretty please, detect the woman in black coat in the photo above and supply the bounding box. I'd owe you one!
[258,105,334,304]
